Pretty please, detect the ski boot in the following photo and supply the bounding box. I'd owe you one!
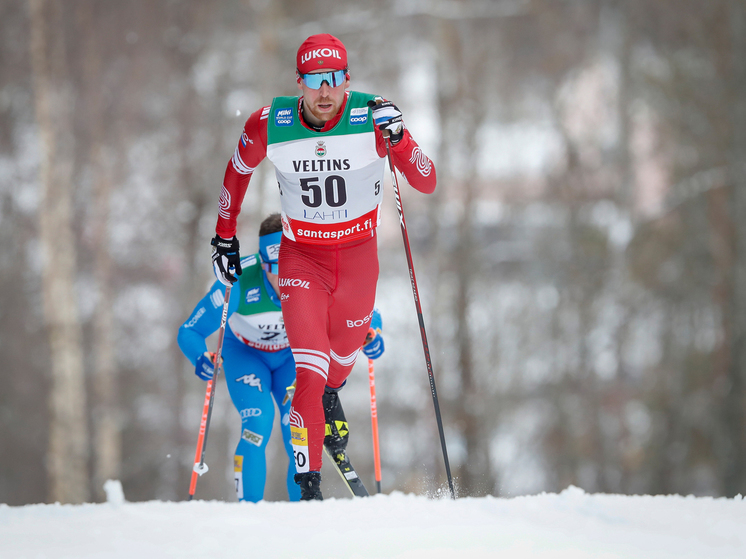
[323,386,349,455]
[294,471,323,501]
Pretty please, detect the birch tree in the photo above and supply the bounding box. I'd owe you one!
[27,0,89,504]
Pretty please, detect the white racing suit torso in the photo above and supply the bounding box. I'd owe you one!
[265,92,386,245]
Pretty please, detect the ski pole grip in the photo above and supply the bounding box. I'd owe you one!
[370,98,391,138]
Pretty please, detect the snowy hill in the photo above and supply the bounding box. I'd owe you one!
[2,485,745,558]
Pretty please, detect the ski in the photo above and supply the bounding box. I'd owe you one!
[324,446,369,497]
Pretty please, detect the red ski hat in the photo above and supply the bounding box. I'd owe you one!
[296,34,347,74]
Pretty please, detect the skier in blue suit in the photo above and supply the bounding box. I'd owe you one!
[178,213,385,502]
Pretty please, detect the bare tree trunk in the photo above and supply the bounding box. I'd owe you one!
[91,220,118,501]
[454,158,493,495]
[724,0,746,497]
[166,1,213,501]
[28,0,89,504]
[431,18,494,496]
[78,2,120,501]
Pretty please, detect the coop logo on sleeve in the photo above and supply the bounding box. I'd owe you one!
[350,107,368,125]
[275,108,293,127]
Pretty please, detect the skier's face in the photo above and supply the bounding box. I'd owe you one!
[298,68,349,126]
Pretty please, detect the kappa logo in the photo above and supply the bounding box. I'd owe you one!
[274,108,293,127]
[236,373,263,392]
[245,287,261,304]
[279,278,311,289]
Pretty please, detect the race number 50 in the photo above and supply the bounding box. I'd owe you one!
[300,175,347,208]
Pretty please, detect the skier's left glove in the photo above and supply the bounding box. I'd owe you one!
[367,100,404,144]
[211,234,242,286]
[363,328,385,360]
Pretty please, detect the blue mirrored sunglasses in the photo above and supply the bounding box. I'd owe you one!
[262,261,279,275]
[300,69,347,89]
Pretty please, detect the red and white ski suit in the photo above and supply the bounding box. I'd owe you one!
[215,92,436,473]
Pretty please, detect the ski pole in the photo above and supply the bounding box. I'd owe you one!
[372,99,456,499]
[188,378,213,499]
[188,283,232,500]
[368,356,382,494]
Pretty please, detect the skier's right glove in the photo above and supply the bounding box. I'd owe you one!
[211,234,242,286]
[195,351,220,381]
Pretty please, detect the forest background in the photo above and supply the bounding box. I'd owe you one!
[2,0,746,505]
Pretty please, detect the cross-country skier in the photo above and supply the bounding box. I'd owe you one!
[179,213,298,502]
[180,212,386,501]
[209,33,434,500]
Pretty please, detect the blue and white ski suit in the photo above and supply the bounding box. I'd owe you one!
[178,254,300,502]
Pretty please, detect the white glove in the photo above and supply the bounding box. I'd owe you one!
[368,100,404,144]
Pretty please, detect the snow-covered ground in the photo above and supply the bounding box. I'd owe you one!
[2,484,745,558]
